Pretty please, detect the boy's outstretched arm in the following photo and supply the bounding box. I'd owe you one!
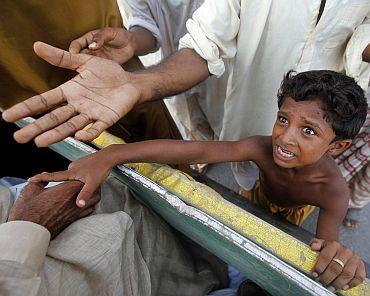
[28,137,262,207]
[310,187,366,291]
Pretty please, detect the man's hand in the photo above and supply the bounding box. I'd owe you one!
[311,238,366,292]
[8,181,100,238]
[1,41,141,147]
[28,148,114,208]
[69,28,137,64]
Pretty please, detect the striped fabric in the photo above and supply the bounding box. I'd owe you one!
[335,109,370,209]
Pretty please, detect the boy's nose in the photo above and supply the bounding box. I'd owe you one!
[280,129,297,147]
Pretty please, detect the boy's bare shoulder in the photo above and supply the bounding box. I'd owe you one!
[237,135,272,159]
[311,156,349,208]
[242,135,272,151]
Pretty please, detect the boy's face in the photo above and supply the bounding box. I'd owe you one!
[272,97,338,169]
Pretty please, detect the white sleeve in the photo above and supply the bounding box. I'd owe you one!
[0,221,50,274]
[344,13,370,90]
[125,0,162,50]
[179,0,241,77]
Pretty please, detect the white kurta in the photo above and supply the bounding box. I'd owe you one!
[179,0,370,140]
[120,0,231,140]
[179,0,370,188]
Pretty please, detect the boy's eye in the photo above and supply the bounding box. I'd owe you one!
[278,116,288,124]
[303,127,315,136]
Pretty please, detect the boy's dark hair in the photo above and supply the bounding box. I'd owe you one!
[277,70,367,140]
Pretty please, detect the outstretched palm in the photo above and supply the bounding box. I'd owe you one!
[2,42,140,147]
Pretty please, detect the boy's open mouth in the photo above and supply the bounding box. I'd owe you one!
[275,145,295,160]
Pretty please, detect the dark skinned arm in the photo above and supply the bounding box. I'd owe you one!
[134,48,210,103]
[315,186,349,241]
[363,43,370,63]
[130,26,157,56]
[28,137,263,206]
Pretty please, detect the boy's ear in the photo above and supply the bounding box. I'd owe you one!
[327,139,352,156]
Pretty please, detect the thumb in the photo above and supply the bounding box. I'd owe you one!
[34,41,91,71]
[89,33,105,50]
[75,180,99,208]
[310,238,325,251]
[90,28,119,49]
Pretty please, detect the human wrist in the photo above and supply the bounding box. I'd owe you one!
[100,144,124,168]
[127,71,157,104]
[129,26,157,56]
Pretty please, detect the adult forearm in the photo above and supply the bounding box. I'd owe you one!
[363,43,370,63]
[130,26,157,56]
[131,48,210,103]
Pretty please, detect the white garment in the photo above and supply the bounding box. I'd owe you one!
[121,0,230,140]
[179,0,370,187]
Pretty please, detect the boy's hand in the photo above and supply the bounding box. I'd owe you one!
[28,151,112,208]
[310,238,366,292]
[69,28,137,65]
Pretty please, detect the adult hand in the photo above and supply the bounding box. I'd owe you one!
[69,28,137,64]
[8,181,100,238]
[2,41,141,147]
[311,238,366,292]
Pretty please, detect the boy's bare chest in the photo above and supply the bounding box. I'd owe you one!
[259,168,324,208]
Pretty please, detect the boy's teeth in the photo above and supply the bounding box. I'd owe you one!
[278,146,294,158]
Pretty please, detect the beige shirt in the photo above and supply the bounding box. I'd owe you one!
[0,179,222,296]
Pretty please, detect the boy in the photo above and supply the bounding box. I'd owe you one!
[30,70,367,288]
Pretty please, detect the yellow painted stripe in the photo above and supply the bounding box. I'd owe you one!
[91,131,369,296]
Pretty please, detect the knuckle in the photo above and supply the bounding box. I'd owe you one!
[331,241,340,248]
[315,265,325,274]
[48,112,60,124]
[341,270,355,280]
[350,277,363,288]
[319,253,333,263]
[341,246,352,255]
[328,263,342,275]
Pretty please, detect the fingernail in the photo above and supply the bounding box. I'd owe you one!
[88,42,97,49]
[327,286,335,292]
[78,200,86,207]
[312,272,318,278]
[343,285,349,290]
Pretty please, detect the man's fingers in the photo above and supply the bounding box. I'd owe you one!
[348,262,366,288]
[317,246,353,286]
[34,41,92,71]
[2,87,66,124]
[310,238,325,251]
[14,105,76,144]
[34,113,91,147]
[313,241,338,275]
[91,28,116,47]
[330,256,359,291]
[28,171,72,183]
[20,181,47,198]
[69,30,98,54]
[75,120,109,142]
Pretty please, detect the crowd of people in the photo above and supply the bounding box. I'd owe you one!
[0,0,369,295]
